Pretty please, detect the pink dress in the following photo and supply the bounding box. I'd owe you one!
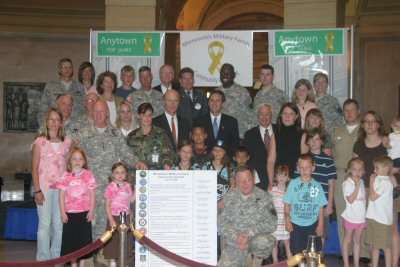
[104,182,133,216]
[57,170,98,212]
[32,136,71,192]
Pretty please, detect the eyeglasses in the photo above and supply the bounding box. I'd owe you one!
[86,99,98,103]
[60,65,73,70]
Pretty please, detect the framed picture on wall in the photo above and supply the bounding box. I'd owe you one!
[3,82,45,133]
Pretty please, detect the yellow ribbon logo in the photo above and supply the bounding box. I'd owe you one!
[143,35,153,54]
[208,41,224,75]
[325,32,335,53]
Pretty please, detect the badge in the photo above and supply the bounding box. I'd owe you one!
[139,186,146,193]
[139,218,147,226]
[139,194,147,201]
[139,210,146,217]
[194,103,201,110]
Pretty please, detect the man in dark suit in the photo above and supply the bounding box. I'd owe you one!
[153,64,179,94]
[194,90,239,159]
[177,67,209,127]
[153,89,190,152]
[244,103,275,191]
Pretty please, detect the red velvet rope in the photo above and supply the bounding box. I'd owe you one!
[0,230,289,267]
[137,234,289,267]
[0,238,104,267]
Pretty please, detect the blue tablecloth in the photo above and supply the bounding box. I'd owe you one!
[4,206,38,240]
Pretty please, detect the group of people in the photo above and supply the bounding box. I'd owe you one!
[31,57,400,267]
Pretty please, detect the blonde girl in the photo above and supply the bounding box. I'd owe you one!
[341,158,367,267]
[291,79,317,128]
[32,108,71,261]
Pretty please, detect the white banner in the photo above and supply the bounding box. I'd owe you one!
[180,31,253,87]
[135,170,217,267]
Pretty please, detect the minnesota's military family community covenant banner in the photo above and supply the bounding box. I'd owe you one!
[135,170,217,267]
[180,31,253,87]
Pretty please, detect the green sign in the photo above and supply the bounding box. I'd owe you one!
[274,29,344,56]
[97,32,161,57]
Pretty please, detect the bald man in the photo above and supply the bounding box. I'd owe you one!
[153,89,191,151]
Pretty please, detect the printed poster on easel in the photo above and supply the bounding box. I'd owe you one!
[135,170,217,267]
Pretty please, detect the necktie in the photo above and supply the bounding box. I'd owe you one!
[264,129,270,153]
[171,116,177,145]
[213,117,219,138]
[186,90,193,106]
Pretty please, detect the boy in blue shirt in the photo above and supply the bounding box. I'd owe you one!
[284,154,328,254]
[294,129,337,252]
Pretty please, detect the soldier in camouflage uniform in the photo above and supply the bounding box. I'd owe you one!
[129,66,164,121]
[76,100,143,241]
[38,93,79,138]
[126,103,174,170]
[216,63,256,138]
[254,64,288,124]
[38,58,85,125]
[313,72,343,135]
[70,92,98,132]
[218,165,277,267]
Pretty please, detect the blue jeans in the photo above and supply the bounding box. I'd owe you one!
[36,189,63,260]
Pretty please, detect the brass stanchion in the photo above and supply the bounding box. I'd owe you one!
[119,211,128,267]
[287,235,326,267]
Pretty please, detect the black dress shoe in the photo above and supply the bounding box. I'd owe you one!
[359,257,371,264]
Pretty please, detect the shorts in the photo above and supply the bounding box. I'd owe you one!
[290,221,322,254]
[364,219,391,249]
[344,219,367,230]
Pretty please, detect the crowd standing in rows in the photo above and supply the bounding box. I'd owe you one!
[31,58,400,267]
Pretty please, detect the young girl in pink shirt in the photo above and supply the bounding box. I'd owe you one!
[57,146,97,267]
[104,161,135,267]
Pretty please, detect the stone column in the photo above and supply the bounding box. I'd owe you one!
[284,0,345,29]
[105,0,156,30]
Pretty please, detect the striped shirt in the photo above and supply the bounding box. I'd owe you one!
[294,151,337,199]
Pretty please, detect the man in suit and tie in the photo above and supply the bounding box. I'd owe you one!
[244,103,275,191]
[177,67,209,127]
[194,90,239,159]
[153,89,191,152]
[153,64,179,94]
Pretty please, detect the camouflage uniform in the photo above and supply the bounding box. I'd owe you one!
[216,83,256,138]
[73,115,94,130]
[64,119,80,139]
[254,85,288,124]
[218,187,277,267]
[316,95,343,136]
[129,88,164,120]
[37,80,85,125]
[126,126,174,170]
[76,124,138,240]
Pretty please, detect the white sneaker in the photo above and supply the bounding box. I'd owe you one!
[109,259,117,267]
